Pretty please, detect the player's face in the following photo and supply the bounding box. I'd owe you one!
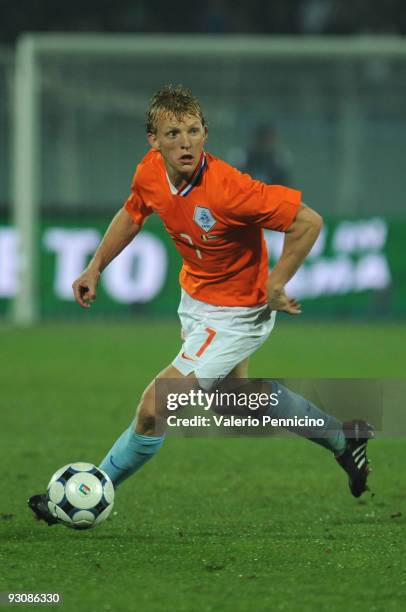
[148,113,207,182]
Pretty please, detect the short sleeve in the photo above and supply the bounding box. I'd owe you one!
[221,166,302,232]
[124,174,153,226]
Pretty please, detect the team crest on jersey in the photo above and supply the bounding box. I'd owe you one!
[194,206,216,232]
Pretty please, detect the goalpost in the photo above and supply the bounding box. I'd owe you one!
[12,34,406,324]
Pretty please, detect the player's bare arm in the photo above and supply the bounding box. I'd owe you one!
[266,204,323,315]
[72,207,140,308]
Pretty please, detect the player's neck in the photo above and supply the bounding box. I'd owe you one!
[166,167,192,191]
[167,172,188,190]
[164,157,201,191]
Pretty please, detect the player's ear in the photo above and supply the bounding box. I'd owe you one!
[147,131,160,150]
[203,125,208,141]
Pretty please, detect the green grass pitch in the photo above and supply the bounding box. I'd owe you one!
[1,320,406,611]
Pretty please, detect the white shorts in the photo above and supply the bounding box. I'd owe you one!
[172,290,276,386]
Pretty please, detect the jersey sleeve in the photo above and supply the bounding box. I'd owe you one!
[124,171,153,226]
[220,165,302,231]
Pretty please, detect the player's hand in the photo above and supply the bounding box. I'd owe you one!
[72,268,101,309]
[266,285,302,315]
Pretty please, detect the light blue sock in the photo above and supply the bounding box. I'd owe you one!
[268,381,346,455]
[99,424,165,487]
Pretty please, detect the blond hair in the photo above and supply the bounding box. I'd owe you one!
[146,85,206,134]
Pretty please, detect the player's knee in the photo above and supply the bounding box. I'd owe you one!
[136,403,157,434]
[136,385,158,433]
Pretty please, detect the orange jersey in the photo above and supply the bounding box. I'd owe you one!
[124,149,301,306]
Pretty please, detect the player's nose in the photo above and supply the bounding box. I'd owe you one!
[180,132,192,148]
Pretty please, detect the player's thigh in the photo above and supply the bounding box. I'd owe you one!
[139,359,248,417]
[136,352,248,433]
[228,357,249,379]
[140,363,195,403]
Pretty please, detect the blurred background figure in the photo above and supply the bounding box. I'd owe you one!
[300,0,336,34]
[243,124,293,185]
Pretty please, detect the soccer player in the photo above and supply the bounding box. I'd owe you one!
[29,85,374,525]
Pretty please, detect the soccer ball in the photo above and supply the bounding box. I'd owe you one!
[47,462,115,529]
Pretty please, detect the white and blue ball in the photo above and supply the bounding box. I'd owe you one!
[47,462,115,529]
